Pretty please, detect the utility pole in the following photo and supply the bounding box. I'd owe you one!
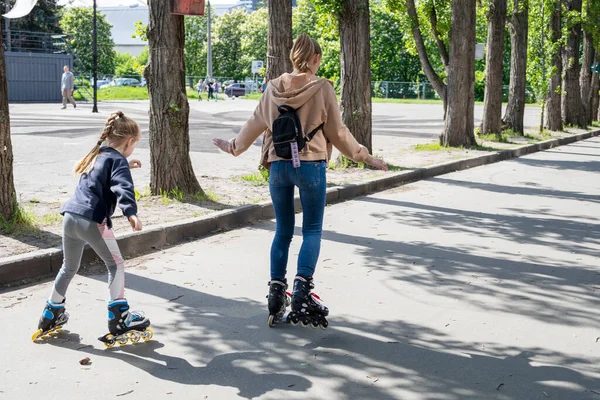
[207,1,212,80]
[92,0,98,112]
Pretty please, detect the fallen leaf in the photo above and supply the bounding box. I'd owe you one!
[116,390,134,397]
[496,383,504,391]
[169,295,184,302]
[288,384,295,388]
[79,357,91,366]
[166,392,173,395]
[542,391,549,398]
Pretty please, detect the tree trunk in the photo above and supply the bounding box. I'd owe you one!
[441,0,477,147]
[546,0,562,131]
[562,0,585,128]
[266,0,292,81]
[406,0,447,111]
[339,0,372,152]
[0,18,16,221]
[502,0,528,134]
[481,0,507,136]
[146,0,203,196]
[579,29,594,125]
[591,54,599,122]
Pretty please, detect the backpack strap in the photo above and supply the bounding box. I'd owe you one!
[277,105,296,114]
[305,122,324,142]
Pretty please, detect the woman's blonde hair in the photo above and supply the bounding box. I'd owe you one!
[74,111,140,175]
[290,33,322,73]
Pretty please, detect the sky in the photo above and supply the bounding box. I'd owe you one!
[57,0,236,6]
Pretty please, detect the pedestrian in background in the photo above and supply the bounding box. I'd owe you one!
[61,66,76,110]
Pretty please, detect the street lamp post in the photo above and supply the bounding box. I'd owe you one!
[207,1,212,80]
[92,0,98,113]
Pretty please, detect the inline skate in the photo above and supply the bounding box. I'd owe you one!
[267,279,291,327]
[98,299,152,348]
[287,276,329,329]
[32,300,69,341]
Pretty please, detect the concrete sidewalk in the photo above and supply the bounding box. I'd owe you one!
[1,138,599,399]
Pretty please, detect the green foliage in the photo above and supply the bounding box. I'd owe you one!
[0,203,37,235]
[59,7,115,75]
[133,20,148,41]
[370,5,423,82]
[240,8,269,77]
[114,52,140,78]
[6,0,63,33]
[213,8,249,79]
[185,15,208,77]
[96,86,149,100]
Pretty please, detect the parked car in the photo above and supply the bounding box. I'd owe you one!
[222,79,235,89]
[106,78,141,87]
[225,83,247,97]
[90,79,110,89]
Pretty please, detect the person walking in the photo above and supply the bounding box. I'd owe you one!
[196,79,204,101]
[207,80,214,100]
[214,81,220,102]
[212,34,387,329]
[32,111,152,347]
[61,65,77,109]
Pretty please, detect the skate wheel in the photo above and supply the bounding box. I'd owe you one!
[301,320,310,328]
[32,329,43,342]
[311,321,319,329]
[268,315,275,327]
[320,321,328,329]
[142,328,153,342]
[103,334,116,348]
[130,332,141,344]
[117,336,129,346]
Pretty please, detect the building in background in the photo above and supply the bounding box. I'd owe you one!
[100,4,148,56]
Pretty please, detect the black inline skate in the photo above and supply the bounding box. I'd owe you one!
[32,300,70,341]
[267,279,291,327]
[287,276,329,329]
[98,299,153,348]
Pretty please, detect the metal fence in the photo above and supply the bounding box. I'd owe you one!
[5,52,73,102]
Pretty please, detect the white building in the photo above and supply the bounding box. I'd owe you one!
[100,4,148,56]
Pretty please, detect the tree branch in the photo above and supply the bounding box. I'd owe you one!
[427,3,449,69]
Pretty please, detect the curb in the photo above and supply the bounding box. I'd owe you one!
[2,130,599,285]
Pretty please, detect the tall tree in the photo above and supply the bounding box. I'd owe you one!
[266,0,293,81]
[404,0,447,112]
[441,0,477,147]
[213,8,248,79]
[546,0,562,131]
[59,7,115,74]
[579,0,600,124]
[241,8,269,77]
[145,0,203,195]
[185,15,208,78]
[339,0,373,152]
[481,0,507,136]
[7,0,62,33]
[561,0,585,127]
[0,18,16,222]
[503,0,529,134]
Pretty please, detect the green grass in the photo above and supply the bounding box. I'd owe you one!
[194,191,219,202]
[415,141,503,152]
[0,204,39,235]
[97,86,149,100]
[592,121,600,128]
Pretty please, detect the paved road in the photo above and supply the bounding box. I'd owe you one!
[1,138,599,400]
[8,100,542,203]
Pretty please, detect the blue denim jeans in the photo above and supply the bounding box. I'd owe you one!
[269,160,327,281]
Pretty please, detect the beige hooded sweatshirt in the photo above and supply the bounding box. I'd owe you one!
[228,73,369,168]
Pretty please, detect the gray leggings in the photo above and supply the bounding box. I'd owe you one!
[49,213,125,303]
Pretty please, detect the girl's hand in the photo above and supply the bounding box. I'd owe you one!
[212,138,232,154]
[128,215,143,231]
[367,155,389,171]
[129,159,142,169]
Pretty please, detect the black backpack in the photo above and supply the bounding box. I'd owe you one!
[272,105,324,160]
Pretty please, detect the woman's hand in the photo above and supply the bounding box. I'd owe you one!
[129,159,142,169]
[366,155,388,171]
[128,215,143,231]
[212,138,232,154]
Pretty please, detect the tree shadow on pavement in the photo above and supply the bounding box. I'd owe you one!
[47,271,600,399]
